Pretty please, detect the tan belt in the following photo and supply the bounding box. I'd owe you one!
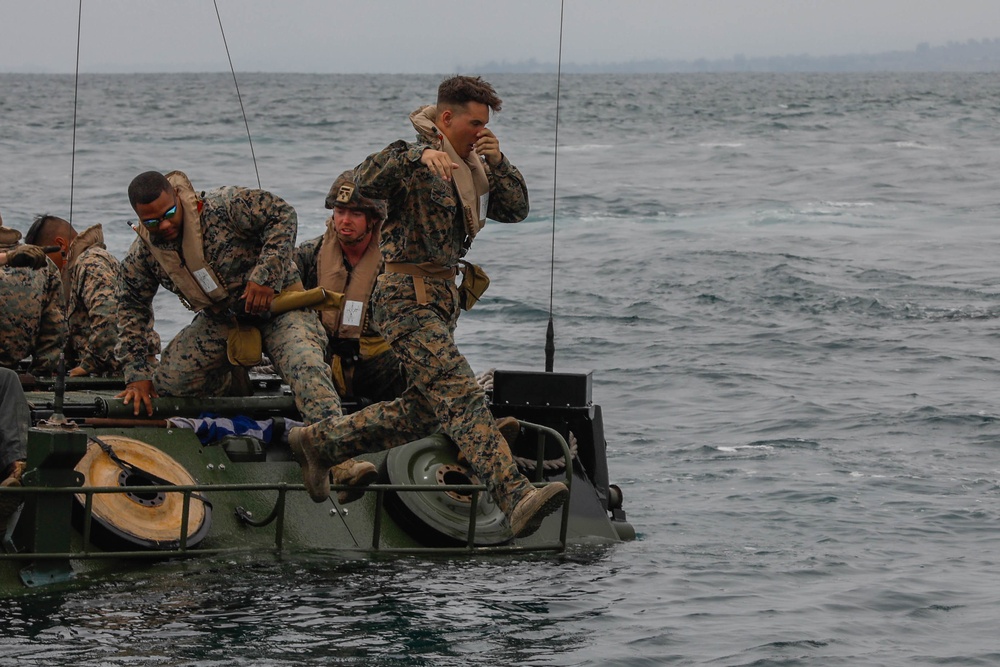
[384,262,458,305]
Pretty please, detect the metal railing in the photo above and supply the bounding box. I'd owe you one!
[1,422,574,561]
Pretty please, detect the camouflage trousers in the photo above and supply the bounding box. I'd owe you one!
[0,368,28,470]
[300,273,534,515]
[154,309,341,425]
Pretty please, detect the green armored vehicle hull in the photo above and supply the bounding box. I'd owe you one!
[1,369,634,594]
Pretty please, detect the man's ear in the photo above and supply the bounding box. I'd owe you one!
[439,108,452,127]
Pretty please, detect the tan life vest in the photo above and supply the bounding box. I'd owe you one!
[132,170,229,313]
[62,222,106,305]
[409,105,491,241]
[315,218,383,339]
[64,222,105,271]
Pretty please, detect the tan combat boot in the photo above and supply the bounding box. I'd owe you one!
[288,427,333,502]
[330,458,378,504]
[508,481,569,539]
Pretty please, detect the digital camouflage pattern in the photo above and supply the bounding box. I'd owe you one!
[65,233,122,376]
[297,133,534,516]
[154,308,340,424]
[353,139,529,266]
[66,224,159,376]
[117,182,340,424]
[0,229,67,374]
[118,185,299,383]
[300,273,534,514]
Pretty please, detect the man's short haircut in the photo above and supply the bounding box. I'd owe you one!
[25,214,72,246]
[437,75,502,113]
[128,171,173,209]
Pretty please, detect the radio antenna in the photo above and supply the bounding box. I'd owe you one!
[214,0,261,188]
[68,0,83,224]
[545,0,565,373]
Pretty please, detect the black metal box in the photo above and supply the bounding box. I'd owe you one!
[491,370,593,407]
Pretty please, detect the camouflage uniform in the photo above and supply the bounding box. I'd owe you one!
[117,184,339,424]
[298,127,536,515]
[296,235,406,404]
[64,224,124,376]
[0,227,67,374]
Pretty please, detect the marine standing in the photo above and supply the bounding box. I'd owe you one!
[290,76,568,538]
[116,170,340,425]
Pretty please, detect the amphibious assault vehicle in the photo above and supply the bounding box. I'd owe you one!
[1,368,634,594]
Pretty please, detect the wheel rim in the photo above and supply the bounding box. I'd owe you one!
[385,434,510,545]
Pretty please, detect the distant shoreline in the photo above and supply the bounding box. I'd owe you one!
[5,38,1000,74]
[475,38,1000,74]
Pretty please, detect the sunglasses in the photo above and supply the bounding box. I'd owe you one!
[140,203,178,229]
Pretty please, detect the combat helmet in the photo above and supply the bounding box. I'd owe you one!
[324,171,387,222]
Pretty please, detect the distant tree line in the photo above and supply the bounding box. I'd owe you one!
[475,38,1000,73]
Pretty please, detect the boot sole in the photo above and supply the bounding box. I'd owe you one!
[512,484,569,539]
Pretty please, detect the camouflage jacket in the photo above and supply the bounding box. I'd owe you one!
[117,185,299,383]
[0,231,67,374]
[64,225,122,376]
[353,132,529,268]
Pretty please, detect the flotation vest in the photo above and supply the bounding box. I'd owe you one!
[63,223,105,303]
[132,171,229,313]
[410,105,490,242]
[64,223,104,270]
[315,218,382,340]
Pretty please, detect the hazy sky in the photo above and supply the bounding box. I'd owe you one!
[1,0,998,73]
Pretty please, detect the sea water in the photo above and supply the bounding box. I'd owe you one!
[2,71,1000,665]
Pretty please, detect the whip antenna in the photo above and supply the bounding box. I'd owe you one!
[545,0,565,373]
[214,0,261,188]
[68,0,83,224]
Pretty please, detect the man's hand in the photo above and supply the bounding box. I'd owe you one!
[68,366,89,378]
[116,379,158,417]
[241,281,275,314]
[473,128,502,167]
[5,245,48,269]
[421,149,460,182]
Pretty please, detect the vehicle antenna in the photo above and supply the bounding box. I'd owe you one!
[68,0,83,225]
[213,0,261,189]
[545,0,565,373]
